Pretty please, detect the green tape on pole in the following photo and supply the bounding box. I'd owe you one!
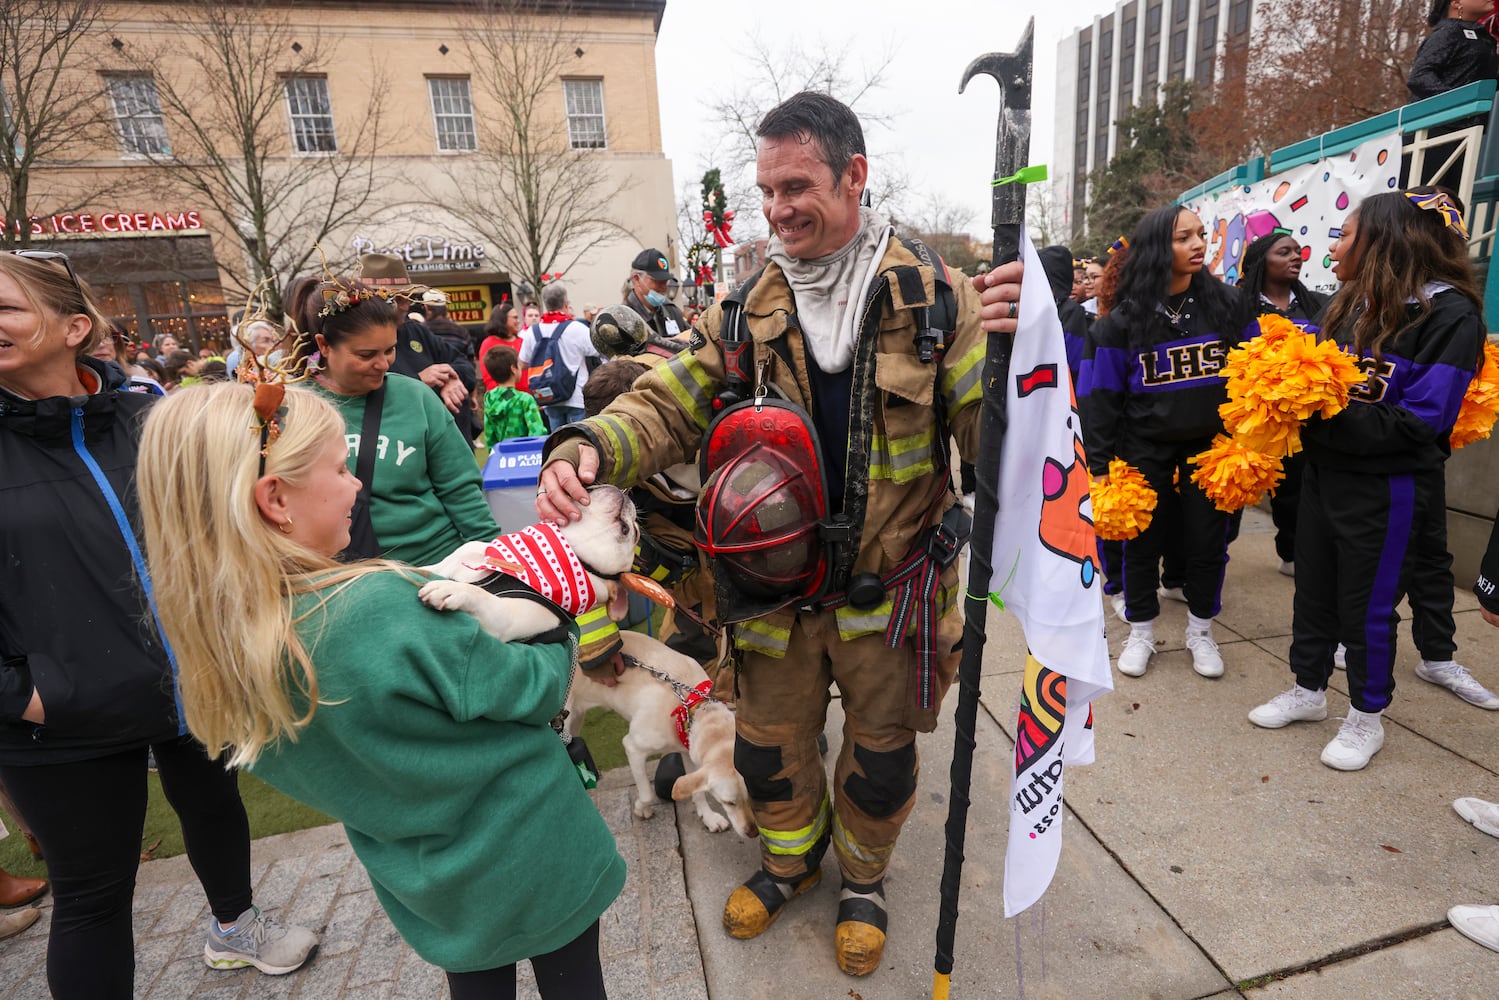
[992,164,1048,187]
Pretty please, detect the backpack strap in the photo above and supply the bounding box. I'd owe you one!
[715,265,767,409]
[897,236,957,364]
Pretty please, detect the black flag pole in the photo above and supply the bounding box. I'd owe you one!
[932,21,1034,1000]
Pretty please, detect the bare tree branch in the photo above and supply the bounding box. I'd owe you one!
[116,0,390,314]
[424,0,634,297]
[0,0,129,249]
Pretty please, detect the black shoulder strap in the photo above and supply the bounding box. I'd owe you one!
[340,381,386,561]
[898,236,957,363]
[717,264,768,406]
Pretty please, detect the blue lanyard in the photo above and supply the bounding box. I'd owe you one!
[70,407,187,734]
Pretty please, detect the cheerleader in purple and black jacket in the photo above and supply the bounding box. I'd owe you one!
[1248,188,1486,770]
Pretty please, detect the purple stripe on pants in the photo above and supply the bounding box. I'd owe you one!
[1363,474,1415,712]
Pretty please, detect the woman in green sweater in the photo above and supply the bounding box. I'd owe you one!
[287,279,499,563]
[136,382,624,999]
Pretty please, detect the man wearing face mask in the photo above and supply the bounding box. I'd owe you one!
[624,248,691,341]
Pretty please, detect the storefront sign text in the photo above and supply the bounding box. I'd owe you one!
[437,285,491,324]
[351,235,486,273]
[12,211,204,236]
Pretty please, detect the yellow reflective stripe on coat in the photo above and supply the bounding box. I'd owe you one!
[759,797,831,856]
[576,605,618,644]
[941,341,986,414]
[590,414,640,485]
[733,618,791,657]
[834,583,957,641]
[658,353,716,430]
[833,812,894,868]
[868,429,936,484]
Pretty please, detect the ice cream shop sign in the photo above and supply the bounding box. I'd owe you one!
[351,234,486,273]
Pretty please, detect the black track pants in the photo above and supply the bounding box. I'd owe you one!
[1408,469,1457,661]
[446,921,605,1000]
[1289,463,1432,713]
[1122,441,1231,623]
[0,735,252,1000]
[1269,452,1307,564]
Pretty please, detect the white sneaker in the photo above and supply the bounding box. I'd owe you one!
[1248,686,1328,729]
[1334,644,1347,670]
[1415,661,1499,709]
[1448,905,1499,953]
[1454,797,1499,839]
[1117,633,1155,677]
[1110,593,1127,623]
[1186,631,1224,678]
[1277,561,1295,577]
[1158,586,1187,603]
[1320,708,1384,771]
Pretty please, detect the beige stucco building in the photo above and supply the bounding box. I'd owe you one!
[18,0,676,347]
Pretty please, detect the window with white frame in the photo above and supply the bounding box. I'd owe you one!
[107,75,170,156]
[563,79,606,150]
[428,77,477,152]
[285,76,337,153]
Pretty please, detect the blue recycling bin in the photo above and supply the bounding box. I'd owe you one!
[482,436,546,532]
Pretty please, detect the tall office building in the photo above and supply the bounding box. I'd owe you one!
[1052,0,1256,235]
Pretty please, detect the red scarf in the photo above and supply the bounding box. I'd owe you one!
[540,310,573,324]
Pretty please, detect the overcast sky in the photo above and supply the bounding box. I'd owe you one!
[655,0,1125,240]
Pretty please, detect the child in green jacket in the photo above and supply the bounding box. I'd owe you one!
[482,345,546,446]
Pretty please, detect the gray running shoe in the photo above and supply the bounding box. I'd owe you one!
[204,905,319,975]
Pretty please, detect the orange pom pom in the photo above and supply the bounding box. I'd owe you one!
[1219,317,1364,446]
[1089,459,1158,541]
[1451,340,1499,450]
[1189,434,1286,513]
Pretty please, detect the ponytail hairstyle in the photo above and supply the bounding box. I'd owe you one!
[1239,231,1318,310]
[284,278,399,373]
[1319,187,1483,363]
[138,381,389,767]
[1096,245,1129,318]
[1112,204,1249,351]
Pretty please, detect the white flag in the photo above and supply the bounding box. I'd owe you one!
[992,230,1114,918]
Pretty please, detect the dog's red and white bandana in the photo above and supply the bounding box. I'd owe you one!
[480,523,597,616]
[672,680,715,750]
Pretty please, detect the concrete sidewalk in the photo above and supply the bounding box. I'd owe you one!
[2,514,1497,998]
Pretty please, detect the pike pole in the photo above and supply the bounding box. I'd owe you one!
[932,21,1034,1000]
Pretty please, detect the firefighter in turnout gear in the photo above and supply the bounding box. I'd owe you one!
[537,91,1024,978]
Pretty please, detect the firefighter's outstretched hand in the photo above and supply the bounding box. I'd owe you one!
[536,445,599,524]
[973,260,1025,335]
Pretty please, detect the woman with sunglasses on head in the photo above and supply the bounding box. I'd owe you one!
[1248,188,1488,769]
[0,251,318,998]
[1078,204,1255,679]
[136,380,624,1000]
[1238,231,1329,579]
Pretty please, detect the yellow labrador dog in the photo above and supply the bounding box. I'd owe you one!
[419,486,754,836]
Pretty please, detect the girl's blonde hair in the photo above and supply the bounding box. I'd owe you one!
[139,381,382,767]
[0,252,113,358]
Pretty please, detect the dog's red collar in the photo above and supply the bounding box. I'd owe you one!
[672,680,715,750]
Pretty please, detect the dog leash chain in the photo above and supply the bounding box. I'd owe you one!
[620,653,714,707]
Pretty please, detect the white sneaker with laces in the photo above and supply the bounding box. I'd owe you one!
[1334,644,1347,670]
[1110,593,1127,623]
[1158,586,1187,604]
[1117,632,1155,677]
[204,905,320,975]
[1454,797,1499,839]
[1320,707,1384,771]
[1448,905,1499,953]
[1414,661,1499,709]
[1186,631,1224,678]
[1248,686,1328,729]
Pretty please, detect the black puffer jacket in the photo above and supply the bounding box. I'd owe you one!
[0,356,182,764]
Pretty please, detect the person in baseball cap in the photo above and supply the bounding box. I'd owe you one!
[625,248,689,342]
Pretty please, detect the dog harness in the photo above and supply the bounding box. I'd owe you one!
[481,523,597,616]
[622,653,716,750]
